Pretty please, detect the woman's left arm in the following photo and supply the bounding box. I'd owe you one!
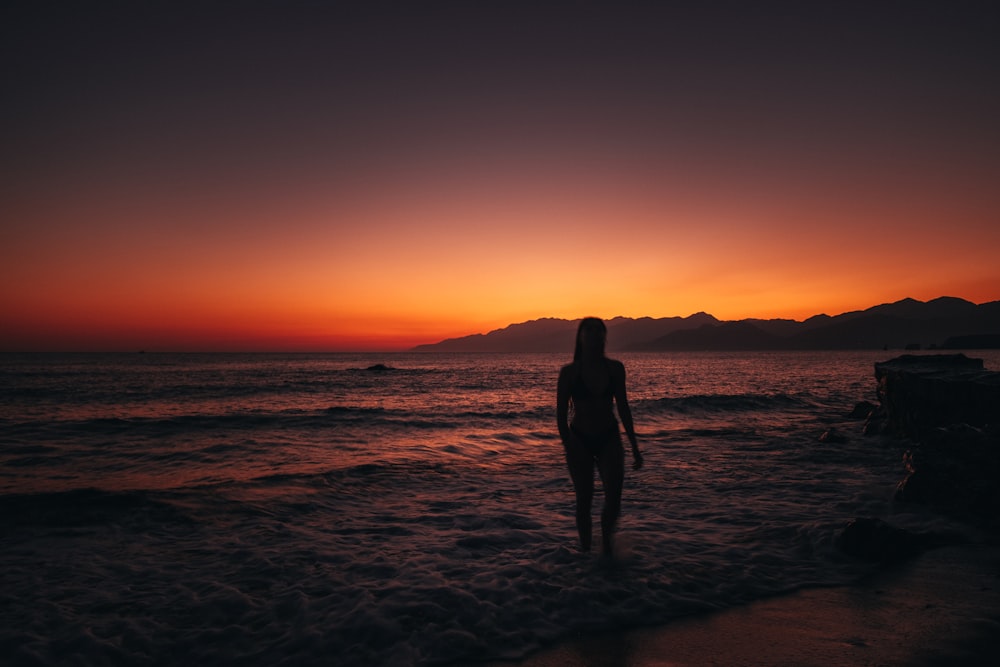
[612,361,643,469]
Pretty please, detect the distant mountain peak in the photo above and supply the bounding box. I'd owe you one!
[411,297,1000,352]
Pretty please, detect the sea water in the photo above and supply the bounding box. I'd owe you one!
[2,350,997,665]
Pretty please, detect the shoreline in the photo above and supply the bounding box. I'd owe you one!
[479,544,1000,667]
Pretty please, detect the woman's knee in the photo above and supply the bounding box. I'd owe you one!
[602,494,621,522]
[598,456,624,487]
[567,455,594,489]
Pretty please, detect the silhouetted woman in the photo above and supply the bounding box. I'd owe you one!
[557,317,643,555]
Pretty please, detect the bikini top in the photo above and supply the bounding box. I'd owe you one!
[570,362,614,401]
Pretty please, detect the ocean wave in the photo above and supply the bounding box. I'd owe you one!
[5,404,552,440]
[177,460,462,497]
[641,392,810,414]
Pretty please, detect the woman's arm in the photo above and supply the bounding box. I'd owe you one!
[611,360,643,469]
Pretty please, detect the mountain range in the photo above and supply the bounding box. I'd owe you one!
[411,297,1000,352]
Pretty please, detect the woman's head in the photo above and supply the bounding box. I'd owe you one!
[574,317,607,361]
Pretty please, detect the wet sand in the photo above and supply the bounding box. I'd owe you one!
[482,545,1000,667]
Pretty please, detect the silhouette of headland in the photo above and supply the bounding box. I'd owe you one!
[411,297,1000,352]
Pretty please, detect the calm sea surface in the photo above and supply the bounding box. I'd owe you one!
[2,351,998,665]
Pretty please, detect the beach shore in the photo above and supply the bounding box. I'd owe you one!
[481,545,1000,667]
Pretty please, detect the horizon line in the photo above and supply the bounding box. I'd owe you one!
[2,295,996,355]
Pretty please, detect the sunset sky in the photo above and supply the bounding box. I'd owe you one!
[2,1,998,351]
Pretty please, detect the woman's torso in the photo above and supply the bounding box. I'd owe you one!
[568,358,619,436]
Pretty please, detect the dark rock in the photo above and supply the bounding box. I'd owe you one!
[862,414,887,435]
[894,423,1000,522]
[819,428,847,443]
[836,517,940,563]
[365,363,394,371]
[848,401,877,419]
[862,404,888,436]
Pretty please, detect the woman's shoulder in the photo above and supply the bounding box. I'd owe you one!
[557,362,578,389]
[605,358,627,376]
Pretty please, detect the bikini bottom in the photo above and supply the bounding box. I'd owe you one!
[569,425,623,461]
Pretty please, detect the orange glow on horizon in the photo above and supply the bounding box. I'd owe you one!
[4,168,999,352]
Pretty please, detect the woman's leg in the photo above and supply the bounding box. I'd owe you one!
[597,434,625,555]
[564,439,595,551]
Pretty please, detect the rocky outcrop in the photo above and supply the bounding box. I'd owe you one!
[872,354,999,439]
[868,354,1000,527]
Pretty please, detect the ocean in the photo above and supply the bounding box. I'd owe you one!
[2,350,998,665]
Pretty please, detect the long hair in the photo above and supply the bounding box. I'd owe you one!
[573,317,607,362]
